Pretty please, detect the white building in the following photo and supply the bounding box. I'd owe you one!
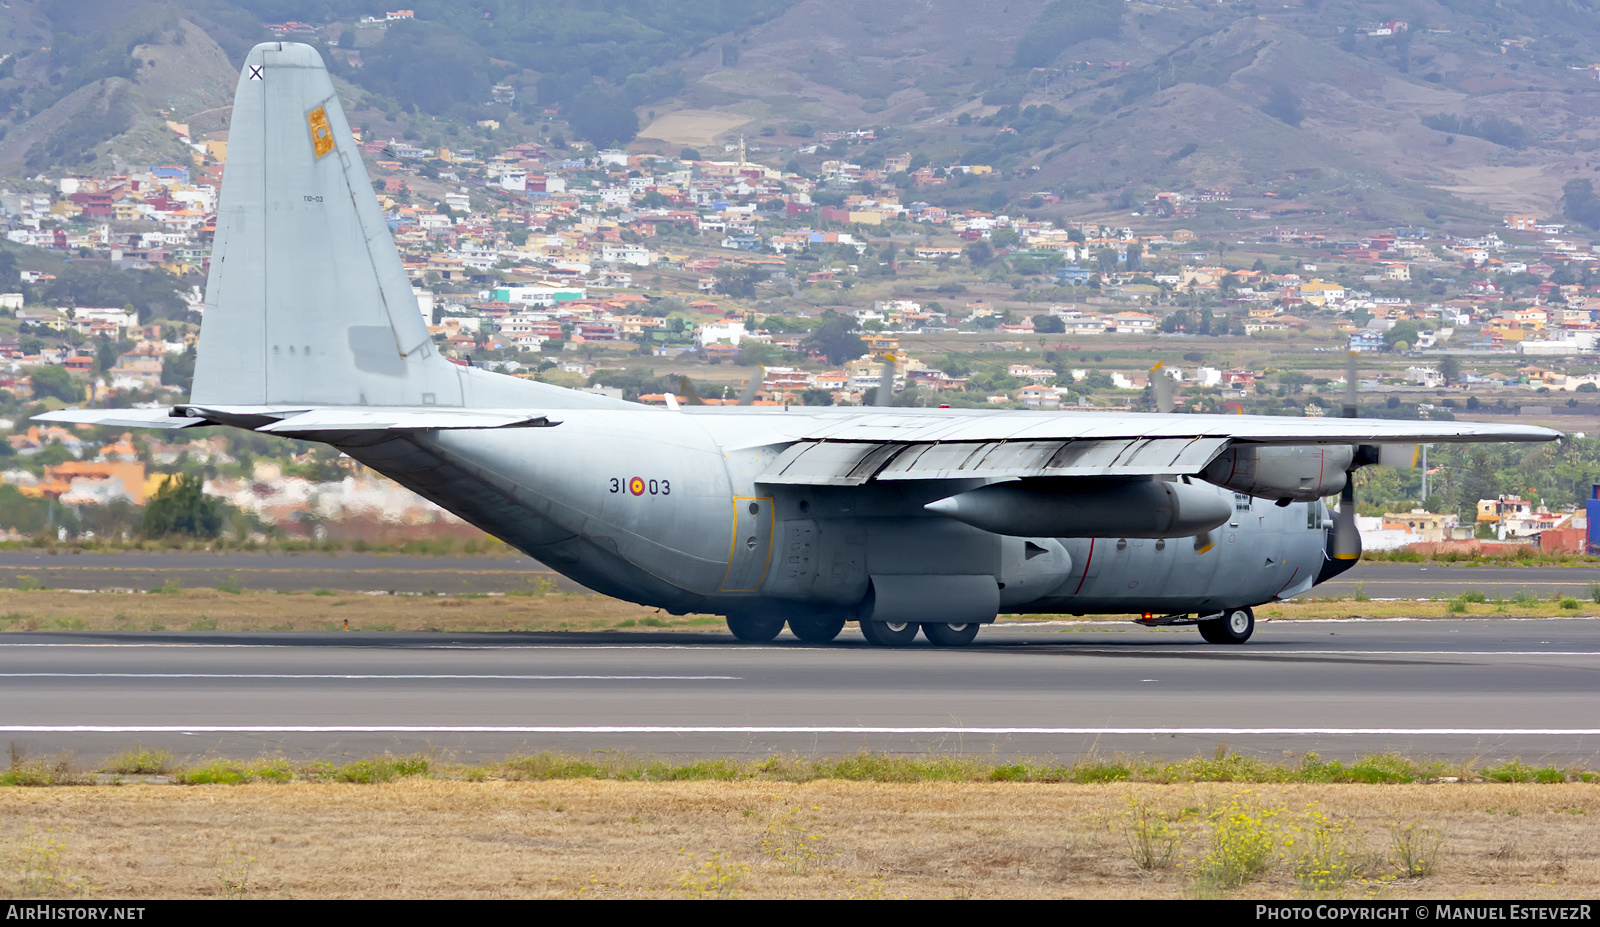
[600,243,652,267]
[696,321,746,349]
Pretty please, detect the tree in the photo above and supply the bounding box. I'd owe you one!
[141,473,223,539]
[1384,321,1419,352]
[30,365,82,402]
[1276,371,1308,393]
[964,241,994,267]
[1013,0,1125,68]
[806,310,865,365]
[42,263,186,324]
[1261,84,1303,127]
[1439,355,1460,386]
[1032,313,1065,334]
[1561,179,1600,231]
[567,89,640,149]
[355,21,491,115]
[713,266,768,299]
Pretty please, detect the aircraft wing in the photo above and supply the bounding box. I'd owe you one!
[757,410,1560,487]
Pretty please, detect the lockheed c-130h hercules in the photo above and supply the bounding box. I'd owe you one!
[40,43,1561,647]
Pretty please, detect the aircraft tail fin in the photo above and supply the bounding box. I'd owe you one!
[193,43,620,411]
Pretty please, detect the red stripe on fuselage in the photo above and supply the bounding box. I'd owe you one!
[1072,537,1096,595]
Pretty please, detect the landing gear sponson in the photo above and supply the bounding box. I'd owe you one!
[725,615,986,647]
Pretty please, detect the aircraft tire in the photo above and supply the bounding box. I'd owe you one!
[788,615,847,643]
[1198,607,1254,645]
[726,614,785,642]
[859,620,919,647]
[921,622,981,646]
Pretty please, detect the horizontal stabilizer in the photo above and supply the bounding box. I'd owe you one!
[32,408,203,430]
[34,405,562,434]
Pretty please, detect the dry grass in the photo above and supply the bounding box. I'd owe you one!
[0,588,671,633]
[2,780,1598,898]
[637,109,753,147]
[0,588,1590,635]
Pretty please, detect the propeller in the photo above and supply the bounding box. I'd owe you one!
[1328,350,1425,561]
[677,376,706,406]
[1331,351,1362,561]
[876,354,895,407]
[1150,361,1175,414]
[737,364,763,406]
[1152,361,1214,552]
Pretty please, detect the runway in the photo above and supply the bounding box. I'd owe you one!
[0,551,1591,599]
[5,617,1599,765]
[0,550,582,594]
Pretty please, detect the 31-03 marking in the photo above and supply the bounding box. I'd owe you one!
[609,476,670,496]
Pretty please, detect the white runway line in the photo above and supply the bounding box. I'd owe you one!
[0,674,738,681]
[4,726,1600,736]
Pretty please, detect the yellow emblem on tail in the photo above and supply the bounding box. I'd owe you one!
[307,106,334,158]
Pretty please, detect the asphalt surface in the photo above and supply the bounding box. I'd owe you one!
[0,551,1592,599]
[1315,563,1600,599]
[4,618,1599,765]
[0,551,583,594]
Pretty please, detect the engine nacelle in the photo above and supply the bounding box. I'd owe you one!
[924,478,1231,538]
[1199,444,1352,502]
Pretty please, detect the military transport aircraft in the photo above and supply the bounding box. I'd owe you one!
[39,43,1560,647]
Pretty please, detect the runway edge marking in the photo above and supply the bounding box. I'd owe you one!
[5,726,1600,735]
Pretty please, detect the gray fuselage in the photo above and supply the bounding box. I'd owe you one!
[331,407,1335,622]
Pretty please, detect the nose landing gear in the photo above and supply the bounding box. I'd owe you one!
[1197,607,1255,644]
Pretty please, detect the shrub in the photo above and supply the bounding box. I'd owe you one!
[1390,820,1444,877]
[1196,792,1281,889]
[1118,795,1180,870]
[104,745,173,775]
[1288,806,1366,894]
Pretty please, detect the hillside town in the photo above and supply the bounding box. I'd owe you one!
[3,110,1600,548]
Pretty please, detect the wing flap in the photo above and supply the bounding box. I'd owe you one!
[759,436,1233,485]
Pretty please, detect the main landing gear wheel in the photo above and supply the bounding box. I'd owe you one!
[1199,607,1255,645]
[921,622,981,647]
[859,620,919,647]
[726,614,785,642]
[788,614,847,643]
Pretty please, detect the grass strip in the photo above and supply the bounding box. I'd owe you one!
[5,749,1598,788]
